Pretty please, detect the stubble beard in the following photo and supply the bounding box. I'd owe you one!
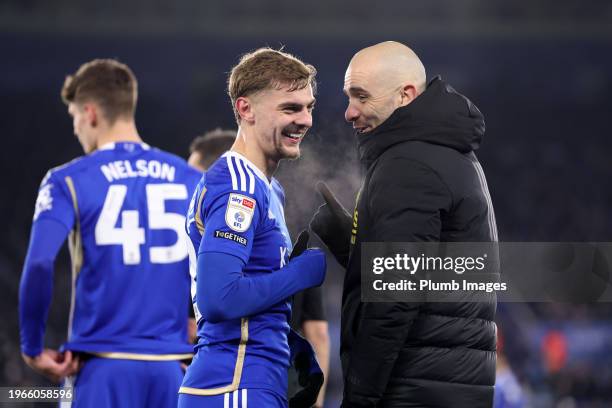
[277,138,301,161]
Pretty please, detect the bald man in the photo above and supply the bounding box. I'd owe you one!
[310,41,498,407]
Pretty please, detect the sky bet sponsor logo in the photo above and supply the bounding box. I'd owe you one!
[214,230,248,246]
[229,194,255,209]
[226,193,255,232]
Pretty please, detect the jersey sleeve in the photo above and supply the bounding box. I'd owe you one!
[32,171,76,231]
[19,218,70,356]
[19,170,75,357]
[198,181,264,263]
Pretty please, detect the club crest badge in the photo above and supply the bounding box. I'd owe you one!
[33,183,54,221]
[225,193,256,232]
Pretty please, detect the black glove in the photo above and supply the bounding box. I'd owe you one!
[287,329,324,408]
[290,230,310,260]
[309,182,352,268]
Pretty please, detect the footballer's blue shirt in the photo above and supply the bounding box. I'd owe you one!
[181,151,294,396]
[19,141,202,358]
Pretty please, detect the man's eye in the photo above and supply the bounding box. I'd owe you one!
[358,95,367,101]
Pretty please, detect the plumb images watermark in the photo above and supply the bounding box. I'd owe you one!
[370,252,506,294]
[0,387,73,403]
[362,242,612,302]
[372,278,507,293]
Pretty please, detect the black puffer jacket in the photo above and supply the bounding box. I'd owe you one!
[341,76,498,407]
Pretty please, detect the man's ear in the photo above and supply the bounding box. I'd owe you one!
[83,103,99,128]
[400,84,418,106]
[236,97,255,124]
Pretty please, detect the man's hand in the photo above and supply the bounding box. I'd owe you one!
[302,321,330,408]
[288,329,325,408]
[289,230,326,287]
[309,182,353,267]
[22,349,81,383]
[290,230,310,260]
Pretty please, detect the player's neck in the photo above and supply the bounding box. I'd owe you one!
[232,130,277,180]
[96,119,142,149]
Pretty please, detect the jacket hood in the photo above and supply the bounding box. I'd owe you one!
[357,76,485,168]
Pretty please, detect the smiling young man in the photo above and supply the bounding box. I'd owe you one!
[178,48,326,408]
[186,126,331,407]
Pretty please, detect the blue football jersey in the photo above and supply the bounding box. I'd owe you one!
[180,151,293,396]
[33,141,201,358]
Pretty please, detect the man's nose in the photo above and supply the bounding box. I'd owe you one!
[296,109,313,129]
[345,103,359,123]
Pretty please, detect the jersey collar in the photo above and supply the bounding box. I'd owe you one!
[223,151,271,187]
[98,141,150,151]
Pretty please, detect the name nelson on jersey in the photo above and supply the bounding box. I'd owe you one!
[100,159,176,183]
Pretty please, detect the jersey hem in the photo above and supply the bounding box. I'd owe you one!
[179,382,287,397]
[91,351,193,361]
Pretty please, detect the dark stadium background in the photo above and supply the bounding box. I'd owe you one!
[1,2,611,407]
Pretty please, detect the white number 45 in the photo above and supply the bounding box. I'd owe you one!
[95,184,188,265]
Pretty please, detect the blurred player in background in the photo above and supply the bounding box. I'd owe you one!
[187,128,330,407]
[19,59,201,407]
[179,48,326,408]
[187,128,236,172]
[495,331,526,408]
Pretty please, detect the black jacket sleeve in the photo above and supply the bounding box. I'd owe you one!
[343,157,452,407]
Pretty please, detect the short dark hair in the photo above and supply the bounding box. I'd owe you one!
[61,59,138,125]
[227,47,317,123]
[190,128,237,170]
